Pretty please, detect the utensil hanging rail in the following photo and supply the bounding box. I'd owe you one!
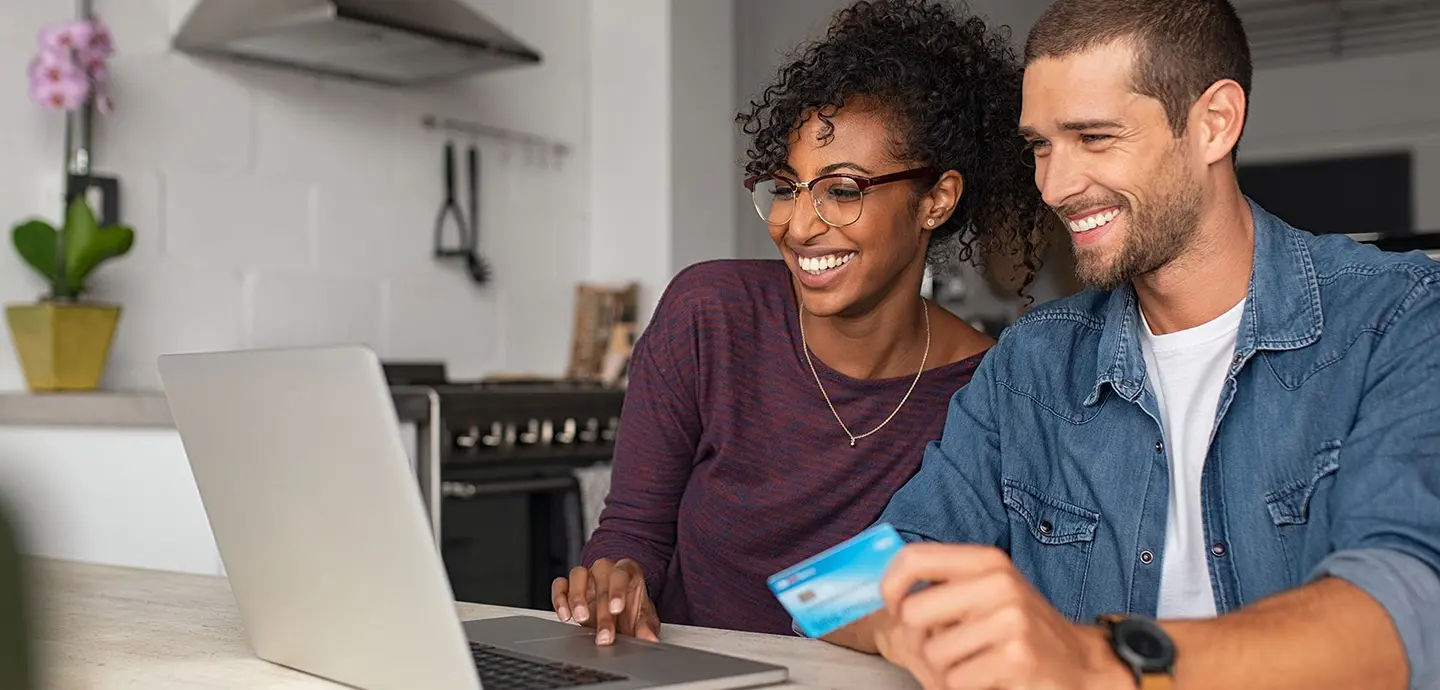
[420,114,572,158]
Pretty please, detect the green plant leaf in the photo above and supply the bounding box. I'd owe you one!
[11,220,60,285]
[59,196,134,296]
[66,225,133,293]
[61,196,99,276]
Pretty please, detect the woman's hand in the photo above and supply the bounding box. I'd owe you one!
[551,558,661,645]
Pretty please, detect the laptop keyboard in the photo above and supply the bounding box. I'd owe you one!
[470,642,629,689]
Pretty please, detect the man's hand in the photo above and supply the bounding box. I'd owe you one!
[863,607,951,689]
[551,558,661,646]
[879,543,1134,690]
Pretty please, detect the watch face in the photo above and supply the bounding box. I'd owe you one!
[1114,618,1176,669]
[1121,626,1165,659]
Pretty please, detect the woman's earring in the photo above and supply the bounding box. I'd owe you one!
[926,219,936,227]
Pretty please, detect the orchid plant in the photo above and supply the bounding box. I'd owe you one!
[28,15,115,113]
[10,14,132,302]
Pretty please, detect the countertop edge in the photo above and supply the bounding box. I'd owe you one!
[0,389,436,428]
[0,391,176,428]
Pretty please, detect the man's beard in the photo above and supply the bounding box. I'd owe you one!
[1063,159,1203,292]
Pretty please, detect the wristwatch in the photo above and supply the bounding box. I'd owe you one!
[1097,614,1175,689]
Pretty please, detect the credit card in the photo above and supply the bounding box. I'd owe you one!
[767,522,905,639]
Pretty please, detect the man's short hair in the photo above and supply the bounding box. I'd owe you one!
[1024,0,1252,156]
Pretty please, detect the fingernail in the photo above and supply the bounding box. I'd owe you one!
[574,605,588,622]
[610,598,624,615]
[557,606,571,622]
[596,629,612,645]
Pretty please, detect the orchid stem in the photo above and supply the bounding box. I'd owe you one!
[56,0,95,301]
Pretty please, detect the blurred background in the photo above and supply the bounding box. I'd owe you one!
[0,0,1435,655]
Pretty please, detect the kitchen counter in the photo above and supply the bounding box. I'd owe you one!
[0,391,173,427]
[28,558,918,689]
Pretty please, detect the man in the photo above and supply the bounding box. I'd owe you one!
[825,1,1440,688]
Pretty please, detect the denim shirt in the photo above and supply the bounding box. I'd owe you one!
[879,200,1440,688]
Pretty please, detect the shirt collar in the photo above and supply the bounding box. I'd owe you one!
[1085,198,1322,406]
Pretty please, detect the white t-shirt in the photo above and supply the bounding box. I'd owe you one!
[1139,298,1246,620]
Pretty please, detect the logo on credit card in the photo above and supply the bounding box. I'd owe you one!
[766,523,906,639]
[772,567,816,591]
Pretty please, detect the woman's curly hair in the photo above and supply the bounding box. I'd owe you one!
[736,0,1049,292]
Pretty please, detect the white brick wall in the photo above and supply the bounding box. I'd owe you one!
[0,0,594,391]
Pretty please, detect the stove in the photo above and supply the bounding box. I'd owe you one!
[385,362,626,609]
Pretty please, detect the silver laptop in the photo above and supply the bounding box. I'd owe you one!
[157,345,788,690]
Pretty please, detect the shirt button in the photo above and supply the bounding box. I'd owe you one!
[1211,542,1227,557]
[1140,550,1154,564]
[1038,521,1053,535]
[1154,440,1165,453]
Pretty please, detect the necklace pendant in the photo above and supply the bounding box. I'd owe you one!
[849,438,856,447]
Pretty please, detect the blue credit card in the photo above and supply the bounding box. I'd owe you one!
[767,522,905,639]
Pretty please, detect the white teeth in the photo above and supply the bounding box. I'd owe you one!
[798,252,856,275]
[1069,209,1119,234]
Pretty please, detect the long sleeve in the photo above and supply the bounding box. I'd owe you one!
[1308,276,1440,690]
[579,276,704,602]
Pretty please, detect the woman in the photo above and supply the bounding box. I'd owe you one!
[553,0,1048,643]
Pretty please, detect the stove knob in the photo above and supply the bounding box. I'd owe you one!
[481,422,503,447]
[556,418,577,444]
[601,417,620,442]
[580,417,600,443]
[519,419,540,445]
[455,425,480,449]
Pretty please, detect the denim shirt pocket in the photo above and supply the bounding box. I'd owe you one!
[1002,478,1101,620]
[1263,439,1342,576]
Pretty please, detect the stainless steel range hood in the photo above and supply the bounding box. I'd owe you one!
[173,0,541,86]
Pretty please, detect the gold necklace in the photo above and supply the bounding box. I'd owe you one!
[798,301,930,447]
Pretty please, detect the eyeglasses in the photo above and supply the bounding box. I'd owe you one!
[743,167,937,228]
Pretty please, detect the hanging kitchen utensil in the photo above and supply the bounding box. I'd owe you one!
[433,140,469,260]
[464,143,493,284]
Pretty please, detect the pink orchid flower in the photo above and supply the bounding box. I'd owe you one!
[25,15,117,114]
[37,19,96,53]
[28,72,90,111]
[85,16,114,58]
[28,51,80,83]
[77,51,108,84]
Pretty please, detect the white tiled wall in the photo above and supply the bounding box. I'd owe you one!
[0,0,594,391]
[0,0,748,578]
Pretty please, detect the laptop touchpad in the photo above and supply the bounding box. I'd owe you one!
[509,635,661,661]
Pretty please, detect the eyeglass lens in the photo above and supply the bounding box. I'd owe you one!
[752,177,864,226]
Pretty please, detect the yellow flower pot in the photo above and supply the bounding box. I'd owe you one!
[4,301,120,392]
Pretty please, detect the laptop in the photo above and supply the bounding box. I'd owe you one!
[157,345,789,690]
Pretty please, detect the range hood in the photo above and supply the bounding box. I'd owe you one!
[172,0,542,86]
